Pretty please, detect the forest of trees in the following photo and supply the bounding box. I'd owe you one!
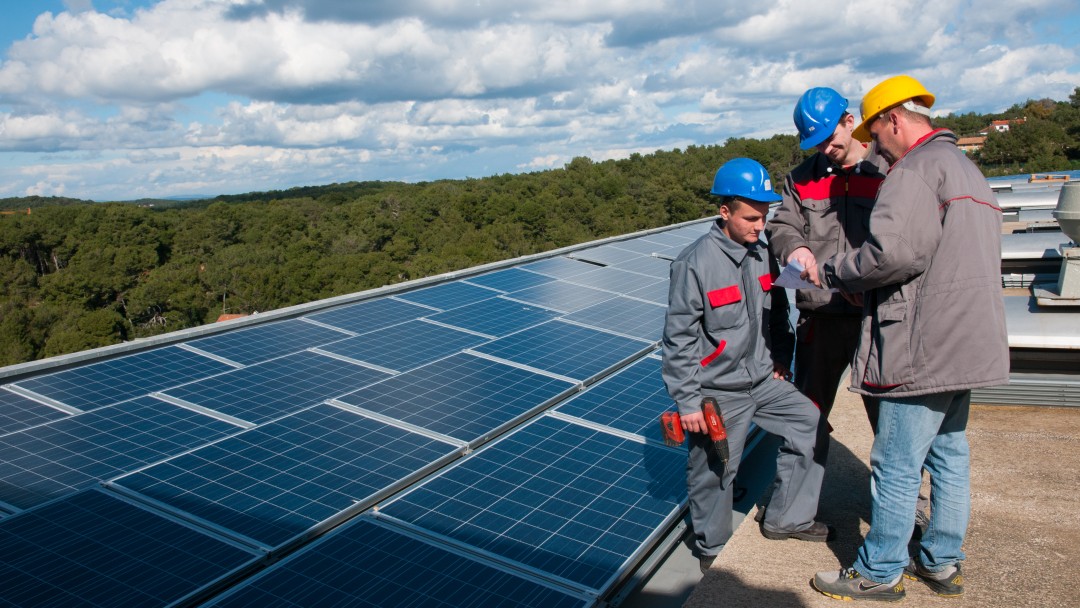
[2,90,1079,366]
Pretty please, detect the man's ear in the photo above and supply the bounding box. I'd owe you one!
[718,202,730,222]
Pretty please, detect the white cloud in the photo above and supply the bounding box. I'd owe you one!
[0,0,1077,200]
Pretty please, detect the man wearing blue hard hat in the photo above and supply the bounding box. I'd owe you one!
[764,87,890,509]
[662,157,830,573]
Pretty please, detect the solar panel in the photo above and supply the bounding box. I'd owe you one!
[159,350,391,425]
[333,353,577,445]
[608,238,668,255]
[110,403,463,550]
[204,516,590,608]
[620,277,668,305]
[560,297,666,342]
[315,319,490,373]
[394,281,501,311]
[463,267,556,293]
[184,318,353,366]
[470,320,652,383]
[633,230,696,247]
[378,415,686,593]
[569,244,645,266]
[424,297,560,337]
[10,345,235,412]
[303,297,432,335]
[0,488,259,608]
[611,254,671,279]
[562,266,664,295]
[502,281,618,313]
[0,389,69,436]
[554,357,673,443]
[519,256,599,279]
[0,395,240,511]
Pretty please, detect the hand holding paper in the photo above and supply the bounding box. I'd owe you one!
[775,259,834,291]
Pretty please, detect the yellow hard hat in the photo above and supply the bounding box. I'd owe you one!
[852,75,935,142]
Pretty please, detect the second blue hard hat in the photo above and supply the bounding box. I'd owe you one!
[793,87,848,149]
[710,157,782,203]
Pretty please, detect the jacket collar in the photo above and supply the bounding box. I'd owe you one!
[890,128,956,169]
[708,219,759,265]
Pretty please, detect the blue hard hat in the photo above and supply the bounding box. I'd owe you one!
[710,157,782,203]
[793,87,848,149]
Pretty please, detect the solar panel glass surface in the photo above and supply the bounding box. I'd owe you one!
[0,396,240,510]
[424,297,559,338]
[519,257,599,279]
[565,295,665,341]
[380,415,686,592]
[554,357,674,443]
[184,319,352,366]
[560,297,666,341]
[625,279,671,305]
[0,390,69,436]
[393,281,500,310]
[502,281,617,313]
[611,255,671,279]
[632,231,696,247]
[334,353,576,444]
[316,319,490,372]
[0,489,258,608]
[463,267,556,293]
[607,238,667,255]
[111,404,462,549]
[303,297,431,335]
[205,517,589,608]
[159,350,391,425]
[569,245,645,266]
[563,267,664,296]
[470,321,651,382]
[10,345,235,412]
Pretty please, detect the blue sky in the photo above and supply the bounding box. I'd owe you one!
[1,0,1078,201]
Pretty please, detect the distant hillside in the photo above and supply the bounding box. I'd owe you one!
[1,92,1078,366]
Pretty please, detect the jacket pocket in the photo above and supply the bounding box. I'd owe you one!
[705,285,745,333]
[700,340,727,367]
[798,197,839,243]
[862,300,914,389]
[707,285,741,307]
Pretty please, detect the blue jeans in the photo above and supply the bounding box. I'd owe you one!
[854,390,971,583]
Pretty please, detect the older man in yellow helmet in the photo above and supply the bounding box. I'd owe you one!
[807,75,1009,601]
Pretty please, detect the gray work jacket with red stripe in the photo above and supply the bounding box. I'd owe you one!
[820,129,1010,397]
[768,143,889,315]
[662,220,794,416]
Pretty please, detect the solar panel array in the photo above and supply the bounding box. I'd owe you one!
[0,222,716,607]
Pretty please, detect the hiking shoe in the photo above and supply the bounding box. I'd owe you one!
[762,520,831,542]
[904,560,964,597]
[699,553,717,574]
[812,567,906,602]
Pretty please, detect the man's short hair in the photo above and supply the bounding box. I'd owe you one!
[719,196,743,212]
[895,102,932,127]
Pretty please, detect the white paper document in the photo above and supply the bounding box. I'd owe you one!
[775,260,836,291]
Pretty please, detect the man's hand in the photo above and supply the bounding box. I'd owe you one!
[680,411,708,434]
[772,363,793,381]
[789,247,818,283]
